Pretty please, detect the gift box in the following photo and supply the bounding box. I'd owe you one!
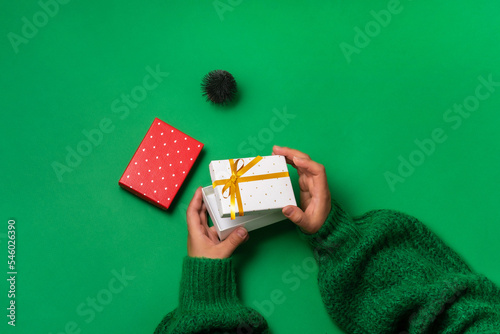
[209,155,296,219]
[201,186,287,240]
[118,118,203,209]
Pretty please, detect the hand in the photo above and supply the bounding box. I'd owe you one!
[187,187,250,259]
[273,146,331,234]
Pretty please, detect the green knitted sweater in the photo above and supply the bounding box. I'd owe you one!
[155,200,500,333]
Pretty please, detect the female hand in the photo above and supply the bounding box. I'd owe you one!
[273,146,331,234]
[187,187,249,259]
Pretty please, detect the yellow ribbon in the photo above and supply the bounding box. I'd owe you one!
[212,156,290,219]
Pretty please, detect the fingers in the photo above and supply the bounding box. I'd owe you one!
[273,146,310,166]
[292,156,325,176]
[282,205,307,229]
[218,227,248,256]
[208,226,219,240]
[205,224,219,243]
[273,146,326,181]
[293,157,329,194]
[187,187,203,212]
[200,202,208,227]
[272,146,310,159]
[186,187,204,236]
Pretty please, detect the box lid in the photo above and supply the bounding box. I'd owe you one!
[208,155,296,218]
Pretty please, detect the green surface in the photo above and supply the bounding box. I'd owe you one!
[1,0,500,333]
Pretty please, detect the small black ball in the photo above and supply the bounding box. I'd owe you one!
[201,70,237,105]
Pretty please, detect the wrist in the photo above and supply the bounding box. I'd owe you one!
[300,199,357,253]
[188,243,229,259]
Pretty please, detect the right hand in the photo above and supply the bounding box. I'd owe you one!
[272,146,331,234]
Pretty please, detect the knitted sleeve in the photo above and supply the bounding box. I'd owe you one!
[154,257,269,334]
[302,200,500,333]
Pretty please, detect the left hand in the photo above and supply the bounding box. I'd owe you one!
[187,187,249,259]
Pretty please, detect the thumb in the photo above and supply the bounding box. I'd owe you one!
[283,205,307,228]
[219,228,248,257]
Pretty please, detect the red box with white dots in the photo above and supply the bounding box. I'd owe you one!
[118,118,204,209]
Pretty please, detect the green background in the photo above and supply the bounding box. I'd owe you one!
[2,0,500,333]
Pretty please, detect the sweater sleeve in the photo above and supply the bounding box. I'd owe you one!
[154,256,269,334]
[302,200,500,333]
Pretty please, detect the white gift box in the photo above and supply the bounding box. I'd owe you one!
[201,186,287,240]
[209,155,297,218]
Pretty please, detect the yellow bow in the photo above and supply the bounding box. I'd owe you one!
[212,156,289,219]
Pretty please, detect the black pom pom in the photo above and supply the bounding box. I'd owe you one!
[201,70,237,105]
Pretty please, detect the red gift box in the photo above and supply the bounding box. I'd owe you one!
[119,118,203,209]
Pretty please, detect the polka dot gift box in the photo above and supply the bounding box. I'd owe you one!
[209,155,296,219]
[118,118,203,209]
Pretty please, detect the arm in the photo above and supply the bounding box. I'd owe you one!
[304,202,500,333]
[274,145,500,334]
[154,188,269,334]
[154,257,268,334]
